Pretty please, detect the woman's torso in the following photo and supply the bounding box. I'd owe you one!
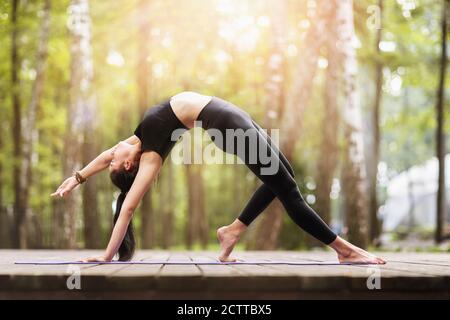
[170,91,213,129]
[134,91,213,160]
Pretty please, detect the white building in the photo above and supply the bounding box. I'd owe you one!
[381,155,450,232]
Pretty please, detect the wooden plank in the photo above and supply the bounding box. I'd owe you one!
[187,252,259,293]
[0,250,157,291]
[374,253,450,267]
[0,250,103,291]
[77,251,171,291]
[191,252,248,276]
[295,254,450,276]
[1,250,450,295]
[279,252,450,291]
[377,262,450,277]
[0,250,105,276]
[156,251,204,290]
[228,251,449,291]
[157,251,202,275]
[109,251,170,276]
[80,251,152,276]
[286,251,450,266]
[2,249,105,264]
[197,251,302,291]
[107,250,170,291]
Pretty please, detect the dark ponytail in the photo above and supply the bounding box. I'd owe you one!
[113,191,135,261]
[110,164,139,261]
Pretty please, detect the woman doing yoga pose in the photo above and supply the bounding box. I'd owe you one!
[51,91,385,264]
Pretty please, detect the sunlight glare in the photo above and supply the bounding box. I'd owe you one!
[287,44,298,57]
[318,57,328,69]
[379,41,397,52]
[152,61,169,78]
[330,178,340,200]
[106,50,125,67]
[215,50,231,63]
[215,0,263,52]
[257,15,270,27]
[306,194,316,205]
[389,74,403,96]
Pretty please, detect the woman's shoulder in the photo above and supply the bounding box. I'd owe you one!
[144,98,171,116]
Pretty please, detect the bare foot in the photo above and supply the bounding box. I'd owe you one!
[217,226,240,262]
[338,244,386,265]
[330,236,386,264]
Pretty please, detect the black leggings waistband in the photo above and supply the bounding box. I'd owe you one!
[196,96,250,130]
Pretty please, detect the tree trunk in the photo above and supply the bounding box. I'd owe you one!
[279,0,335,159]
[185,165,193,249]
[0,130,6,248]
[185,139,207,249]
[401,88,416,231]
[435,0,449,244]
[82,138,101,248]
[11,0,25,248]
[136,0,154,249]
[232,166,244,218]
[20,0,51,248]
[141,192,154,248]
[54,0,96,248]
[367,0,384,245]
[337,0,369,248]
[0,92,9,248]
[407,168,416,230]
[249,0,335,249]
[313,3,340,247]
[50,82,67,248]
[248,0,287,250]
[79,0,100,248]
[161,160,174,249]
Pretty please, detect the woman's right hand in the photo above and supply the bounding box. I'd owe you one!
[79,255,112,263]
[50,176,79,198]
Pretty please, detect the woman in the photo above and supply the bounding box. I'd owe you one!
[51,91,385,264]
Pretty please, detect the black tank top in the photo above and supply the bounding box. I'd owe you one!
[133,98,188,160]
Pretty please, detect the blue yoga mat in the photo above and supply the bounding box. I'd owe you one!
[14,260,379,265]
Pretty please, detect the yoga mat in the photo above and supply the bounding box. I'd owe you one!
[14,260,379,265]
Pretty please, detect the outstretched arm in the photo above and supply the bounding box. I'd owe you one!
[51,135,140,197]
[79,134,140,180]
[81,151,162,262]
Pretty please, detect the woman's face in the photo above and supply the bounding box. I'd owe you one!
[109,141,133,172]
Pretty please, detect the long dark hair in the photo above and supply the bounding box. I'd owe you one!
[109,164,139,261]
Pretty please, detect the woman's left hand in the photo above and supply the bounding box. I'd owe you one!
[51,176,79,198]
[79,256,112,263]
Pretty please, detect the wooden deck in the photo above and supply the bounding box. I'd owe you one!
[1,250,449,299]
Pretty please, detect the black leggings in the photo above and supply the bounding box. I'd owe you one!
[197,96,337,245]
